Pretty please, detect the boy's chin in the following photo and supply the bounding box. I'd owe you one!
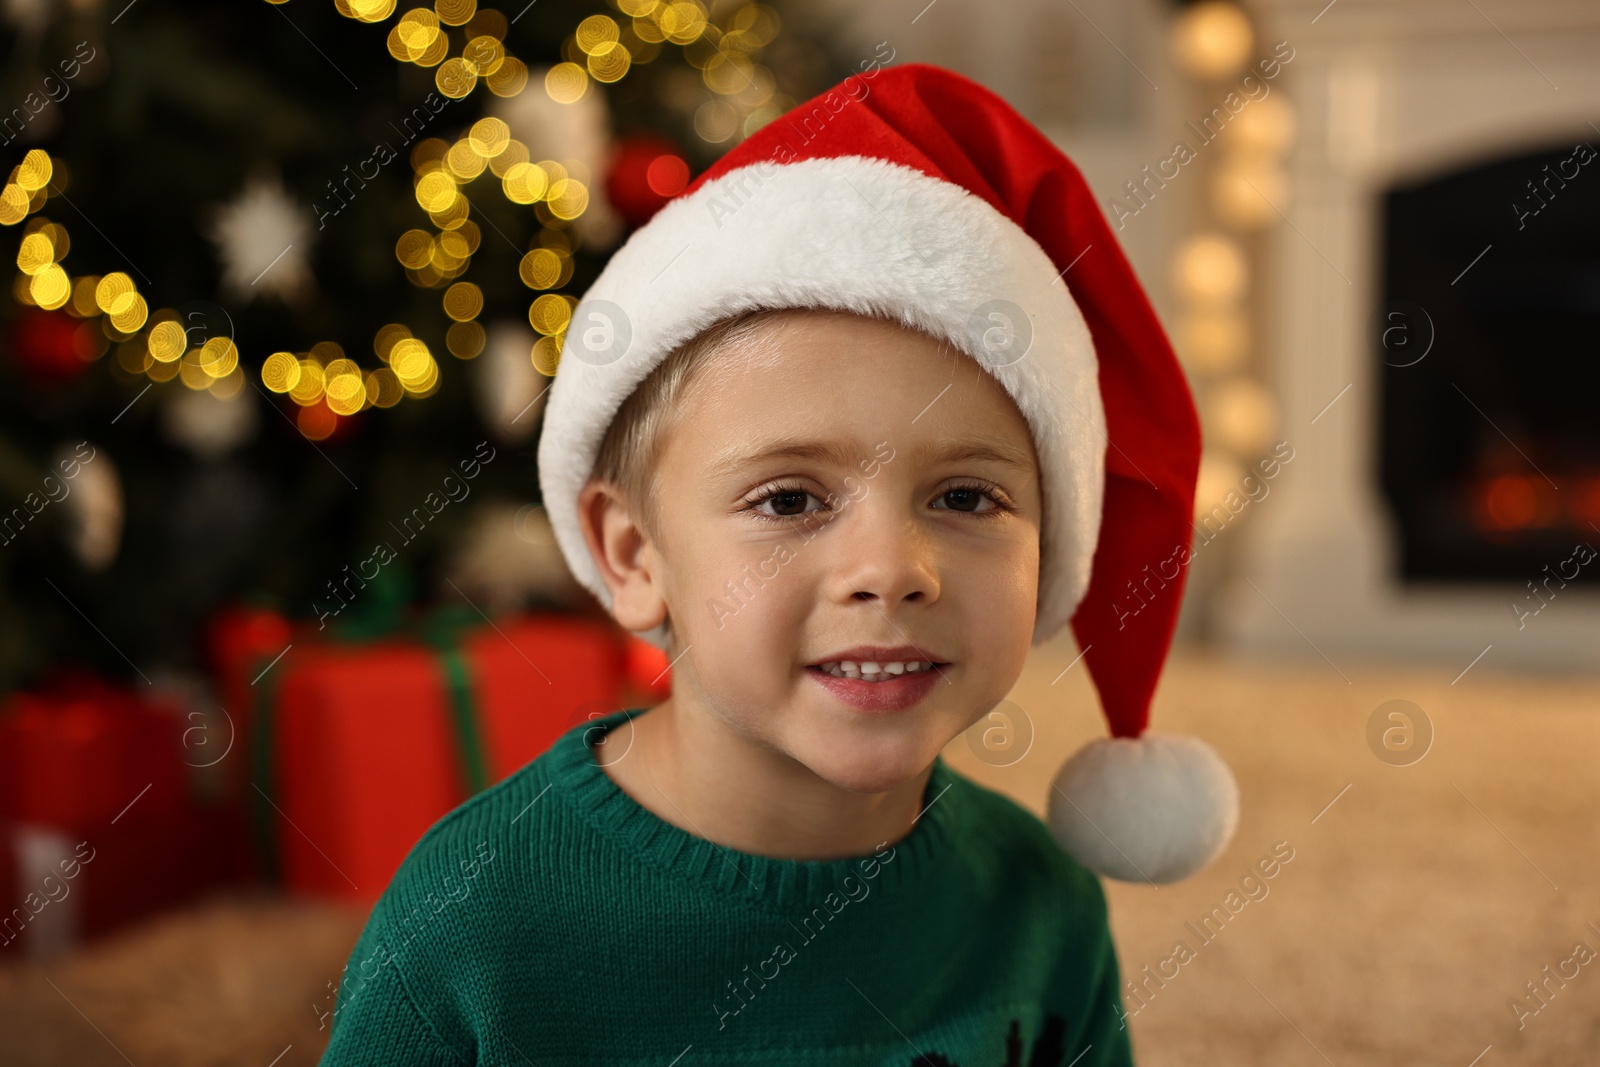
[793,735,940,797]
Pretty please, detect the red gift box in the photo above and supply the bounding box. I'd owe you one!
[0,675,186,830]
[0,675,244,960]
[254,613,642,905]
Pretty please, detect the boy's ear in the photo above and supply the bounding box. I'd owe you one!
[575,479,668,635]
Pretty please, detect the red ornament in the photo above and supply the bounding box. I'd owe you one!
[604,134,691,228]
[9,308,89,383]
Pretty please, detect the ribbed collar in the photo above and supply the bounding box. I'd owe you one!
[544,707,962,912]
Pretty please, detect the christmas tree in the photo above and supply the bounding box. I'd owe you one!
[0,0,851,693]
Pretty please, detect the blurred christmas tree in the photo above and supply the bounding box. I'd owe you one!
[0,0,853,692]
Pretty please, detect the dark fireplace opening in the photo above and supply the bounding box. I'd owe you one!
[1378,138,1600,585]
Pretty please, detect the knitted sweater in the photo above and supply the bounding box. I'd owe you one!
[319,707,1135,1066]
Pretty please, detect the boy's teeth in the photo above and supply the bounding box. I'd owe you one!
[815,660,935,681]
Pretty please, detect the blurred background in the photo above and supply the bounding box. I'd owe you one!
[0,0,1596,1063]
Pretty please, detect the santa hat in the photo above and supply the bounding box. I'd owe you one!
[537,63,1238,884]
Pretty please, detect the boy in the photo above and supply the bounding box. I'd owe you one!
[320,62,1237,1065]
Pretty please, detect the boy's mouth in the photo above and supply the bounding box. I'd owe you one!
[808,660,943,682]
[805,644,952,683]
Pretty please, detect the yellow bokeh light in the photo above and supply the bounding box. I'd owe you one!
[464,35,504,76]
[16,150,52,192]
[70,276,100,317]
[694,99,739,142]
[632,13,666,44]
[1212,160,1289,230]
[374,323,412,361]
[324,358,368,415]
[486,56,528,97]
[387,24,417,61]
[40,221,69,259]
[575,14,621,54]
[436,57,477,98]
[1207,376,1278,457]
[148,319,187,362]
[531,334,562,376]
[588,41,631,83]
[416,171,458,212]
[437,229,472,263]
[1169,0,1254,81]
[366,367,405,408]
[446,320,486,358]
[1173,233,1248,306]
[464,6,506,38]
[502,161,550,204]
[529,293,572,335]
[545,62,589,103]
[108,292,149,334]
[488,139,529,178]
[0,183,31,225]
[209,366,247,401]
[429,196,471,229]
[179,351,214,391]
[396,229,433,269]
[658,0,707,45]
[389,338,434,383]
[398,8,441,45]
[546,178,589,220]
[16,232,54,275]
[442,281,483,321]
[350,0,396,21]
[447,139,488,180]
[289,358,327,406]
[414,33,450,67]
[468,117,510,158]
[435,0,475,26]
[518,247,565,289]
[262,351,302,392]
[29,264,70,309]
[1175,308,1249,375]
[198,337,239,379]
[411,138,449,170]
[403,358,441,397]
[95,272,134,314]
[1230,95,1297,155]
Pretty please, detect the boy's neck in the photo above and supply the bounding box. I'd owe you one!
[593,700,932,861]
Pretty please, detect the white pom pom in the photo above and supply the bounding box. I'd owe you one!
[1046,734,1239,884]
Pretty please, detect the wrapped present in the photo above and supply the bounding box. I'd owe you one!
[249,610,638,904]
[0,673,242,960]
[205,601,295,799]
[0,673,186,831]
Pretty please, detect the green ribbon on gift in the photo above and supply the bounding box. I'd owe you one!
[248,564,492,885]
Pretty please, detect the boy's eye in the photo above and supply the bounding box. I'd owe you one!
[934,487,997,513]
[752,488,823,519]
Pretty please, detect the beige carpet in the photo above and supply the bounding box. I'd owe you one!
[3,636,1596,1066]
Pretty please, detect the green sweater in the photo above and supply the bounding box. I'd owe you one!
[319,707,1135,1066]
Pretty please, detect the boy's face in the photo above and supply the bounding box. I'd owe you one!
[613,309,1042,795]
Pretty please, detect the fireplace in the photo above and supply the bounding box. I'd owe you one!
[1379,140,1600,585]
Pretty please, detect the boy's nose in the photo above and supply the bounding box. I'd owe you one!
[826,504,941,609]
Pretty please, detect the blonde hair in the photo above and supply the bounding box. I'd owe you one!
[590,307,794,540]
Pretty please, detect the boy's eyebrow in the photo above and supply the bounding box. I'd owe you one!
[709,437,1035,480]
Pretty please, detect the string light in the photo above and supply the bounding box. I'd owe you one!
[25,1,788,439]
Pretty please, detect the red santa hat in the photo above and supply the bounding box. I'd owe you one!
[537,62,1238,883]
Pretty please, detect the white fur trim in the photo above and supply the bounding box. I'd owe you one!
[536,155,1107,650]
[1046,734,1239,883]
